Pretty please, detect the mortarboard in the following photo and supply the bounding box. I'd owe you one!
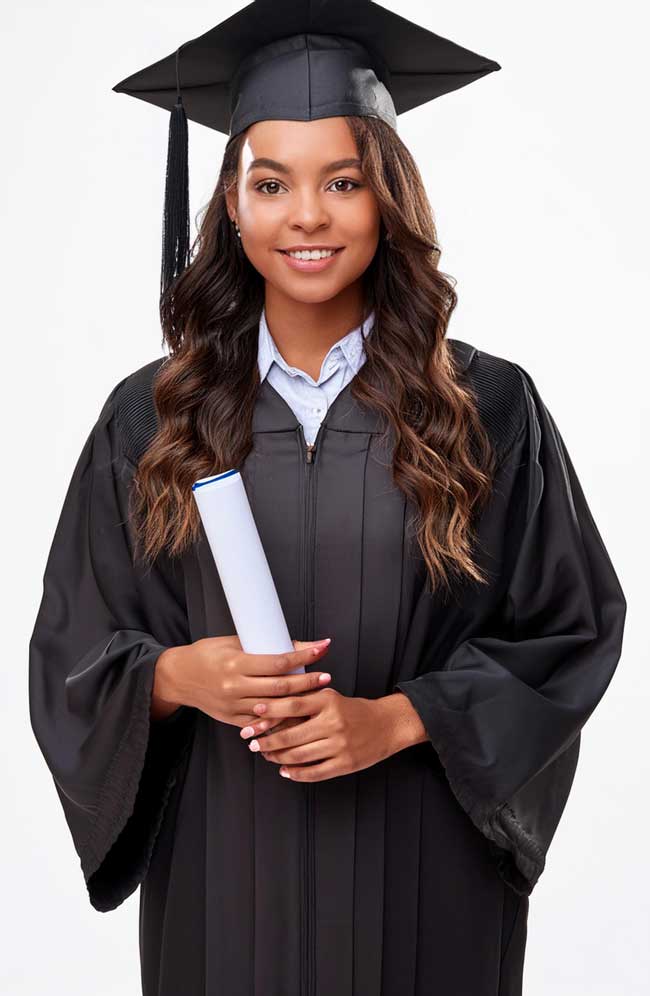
[112,0,500,298]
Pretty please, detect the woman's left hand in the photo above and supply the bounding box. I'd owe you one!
[240,688,397,781]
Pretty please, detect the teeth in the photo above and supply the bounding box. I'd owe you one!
[286,249,337,260]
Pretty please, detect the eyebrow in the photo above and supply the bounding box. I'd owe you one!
[247,157,363,175]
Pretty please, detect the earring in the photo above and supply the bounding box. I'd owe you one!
[234,220,241,239]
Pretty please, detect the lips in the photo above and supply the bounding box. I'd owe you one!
[278,248,343,255]
[277,246,345,272]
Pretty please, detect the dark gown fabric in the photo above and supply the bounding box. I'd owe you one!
[28,338,626,996]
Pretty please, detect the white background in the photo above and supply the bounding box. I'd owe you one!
[4,1,648,993]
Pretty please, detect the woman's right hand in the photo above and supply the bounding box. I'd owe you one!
[154,635,332,728]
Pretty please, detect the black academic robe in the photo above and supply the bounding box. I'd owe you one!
[28,339,626,996]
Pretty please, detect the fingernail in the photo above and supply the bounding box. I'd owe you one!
[249,740,260,752]
[318,673,331,683]
[311,638,331,646]
[241,726,254,738]
[280,768,291,778]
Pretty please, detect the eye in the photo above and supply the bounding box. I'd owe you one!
[328,178,361,193]
[255,179,286,196]
[254,177,362,196]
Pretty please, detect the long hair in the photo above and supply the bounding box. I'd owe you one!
[130,115,497,597]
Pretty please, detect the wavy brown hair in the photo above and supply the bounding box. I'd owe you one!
[130,115,497,597]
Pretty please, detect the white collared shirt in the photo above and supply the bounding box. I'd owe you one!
[257,307,376,445]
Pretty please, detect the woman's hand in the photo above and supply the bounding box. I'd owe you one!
[240,687,399,781]
[154,636,332,728]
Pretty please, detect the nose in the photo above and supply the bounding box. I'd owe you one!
[287,189,331,232]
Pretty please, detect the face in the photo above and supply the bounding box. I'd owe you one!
[225,117,381,305]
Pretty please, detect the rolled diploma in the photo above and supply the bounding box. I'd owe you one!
[192,469,305,675]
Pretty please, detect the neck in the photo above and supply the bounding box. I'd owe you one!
[263,283,369,376]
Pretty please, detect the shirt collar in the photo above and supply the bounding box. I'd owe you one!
[257,307,375,384]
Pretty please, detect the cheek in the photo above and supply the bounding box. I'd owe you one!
[336,229,380,276]
[238,198,280,246]
[241,211,276,248]
[335,204,381,259]
[242,223,283,280]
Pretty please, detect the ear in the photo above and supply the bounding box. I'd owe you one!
[224,187,238,224]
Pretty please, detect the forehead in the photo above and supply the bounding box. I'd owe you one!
[240,117,359,171]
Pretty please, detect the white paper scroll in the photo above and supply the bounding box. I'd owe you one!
[192,469,305,675]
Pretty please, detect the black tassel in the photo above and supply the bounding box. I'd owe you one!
[160,93,190,299]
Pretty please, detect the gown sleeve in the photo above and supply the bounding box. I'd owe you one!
[394,360,627,896]
[28,379,197,912]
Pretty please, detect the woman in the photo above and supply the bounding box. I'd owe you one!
[29,6,626,996]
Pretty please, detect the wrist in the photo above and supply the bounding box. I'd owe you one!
[378,691,429,755]
[151,647,184,721]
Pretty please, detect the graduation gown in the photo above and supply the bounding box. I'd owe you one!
[28,338,626,996]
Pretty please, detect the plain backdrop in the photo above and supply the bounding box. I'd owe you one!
[4,1,648,993]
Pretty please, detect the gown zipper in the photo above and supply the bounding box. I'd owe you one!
[297,422,319,996]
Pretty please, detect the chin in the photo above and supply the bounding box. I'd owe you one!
[281,285,347,306]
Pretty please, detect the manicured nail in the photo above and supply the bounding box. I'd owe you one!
[318,673,331,683]
[280,768,291,778]
[312,643,331,657]
[249,740,260,752]
[241,726,254,738]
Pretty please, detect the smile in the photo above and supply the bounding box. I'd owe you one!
[277,247,344,272]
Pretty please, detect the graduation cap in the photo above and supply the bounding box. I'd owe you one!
[112,0,500,298]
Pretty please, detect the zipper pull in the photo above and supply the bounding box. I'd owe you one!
[305,442,316,463]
